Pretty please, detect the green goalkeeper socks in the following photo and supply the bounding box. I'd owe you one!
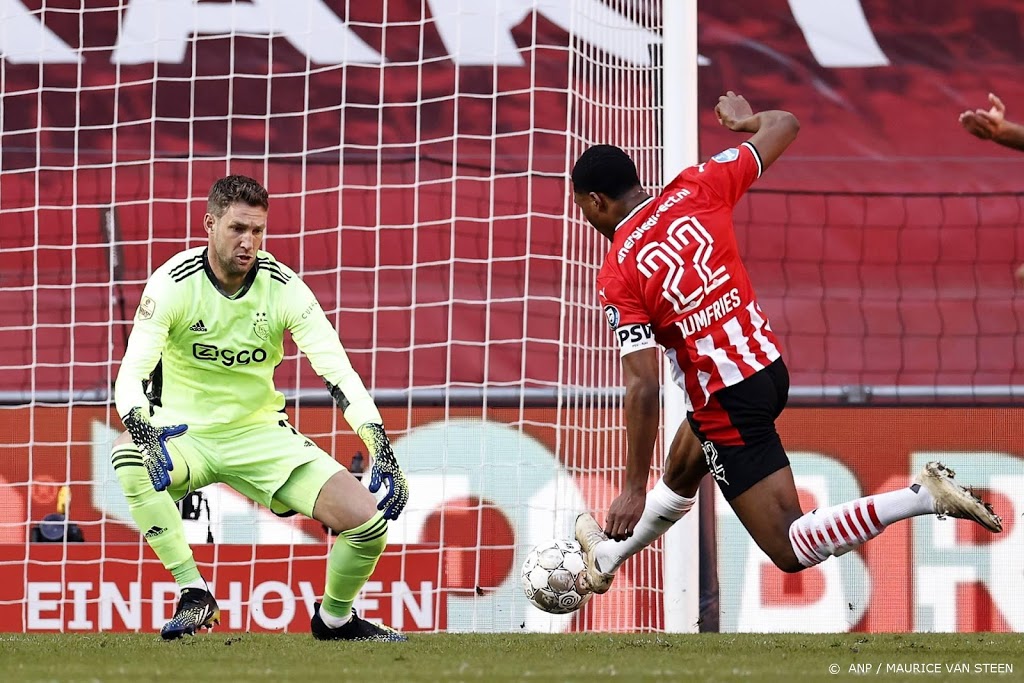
[111,444,201,586]
[321,512,389,620]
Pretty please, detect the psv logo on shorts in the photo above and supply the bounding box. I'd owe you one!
[702,441,729,485]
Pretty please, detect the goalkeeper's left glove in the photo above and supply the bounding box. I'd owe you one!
[357,423,409,521]
[122,407,188,492]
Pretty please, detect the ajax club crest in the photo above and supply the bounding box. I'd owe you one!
[253,311,270,341]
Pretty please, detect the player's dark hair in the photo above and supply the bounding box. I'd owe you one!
[207,175,269,217]
[571,145,641,199]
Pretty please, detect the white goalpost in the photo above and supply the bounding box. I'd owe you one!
[659,0,701,634]
[0,0,698,634]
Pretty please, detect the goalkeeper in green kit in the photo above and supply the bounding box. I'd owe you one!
[112,175,410,641]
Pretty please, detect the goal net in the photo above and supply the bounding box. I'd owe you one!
[0,1,675,633]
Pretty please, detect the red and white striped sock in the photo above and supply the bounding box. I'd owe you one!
[788,486,934,567]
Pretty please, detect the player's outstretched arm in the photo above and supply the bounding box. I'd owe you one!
[322,378,409,521]
[959,93,1024,152]
[114,283,187,492]
[285,276,410,520]
[715,90,799,171]
[604,347,661,540]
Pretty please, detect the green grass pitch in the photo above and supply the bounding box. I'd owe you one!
[3,633,1022,682]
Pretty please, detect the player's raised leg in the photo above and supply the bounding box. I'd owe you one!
[576,420,706,593]
[274,457,407,642]
[730,461,1002,573]
[110,431,219,639]
[697,362,1002,572]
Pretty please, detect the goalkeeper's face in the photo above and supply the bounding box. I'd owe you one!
[205,202,267,278]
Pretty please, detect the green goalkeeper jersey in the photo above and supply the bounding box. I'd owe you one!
[114,247,381,433]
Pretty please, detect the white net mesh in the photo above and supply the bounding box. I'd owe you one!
[0,1,670,632]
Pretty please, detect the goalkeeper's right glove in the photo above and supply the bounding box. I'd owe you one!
[122,407,188,492]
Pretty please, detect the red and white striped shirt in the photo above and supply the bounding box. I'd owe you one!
[597,142,782,412]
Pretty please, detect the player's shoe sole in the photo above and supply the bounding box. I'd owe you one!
[311,603,408,642]
[574,513,615,595]
[915,461,1002,533]
[160,587,221,640]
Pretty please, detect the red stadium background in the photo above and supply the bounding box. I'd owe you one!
[2,0,1023,394]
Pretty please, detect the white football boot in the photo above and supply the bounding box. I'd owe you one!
[574,513,616,594]
[915,461,1002,533]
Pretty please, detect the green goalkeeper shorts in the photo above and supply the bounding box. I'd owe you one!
[164,418,344,517]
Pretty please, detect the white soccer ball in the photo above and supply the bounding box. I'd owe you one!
[521,538,593,615]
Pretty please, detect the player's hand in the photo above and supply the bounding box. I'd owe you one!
[358,423,410,521]
[716,90,756,132]
[959,93,1006,140]
[604,487,646,541]
[121,407,187,492]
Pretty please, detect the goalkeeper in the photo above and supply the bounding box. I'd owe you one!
[112,175,409,641]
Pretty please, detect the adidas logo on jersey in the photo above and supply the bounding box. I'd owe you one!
[144,525,166,539]
[189,320,208,333]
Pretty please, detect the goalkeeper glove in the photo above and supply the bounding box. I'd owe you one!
[122,407,188,492]
[357,423,409,521]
